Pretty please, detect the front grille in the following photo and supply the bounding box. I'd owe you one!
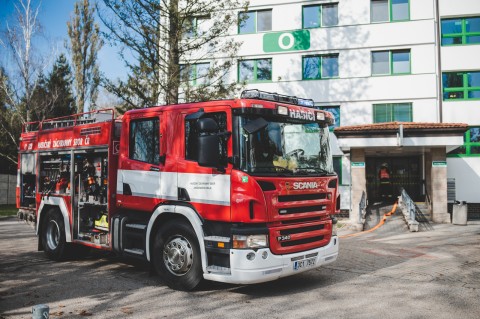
[281,217,322,225]
[278,193,326,202]
[281,236,324,247]
[279,205,326,214]
[280,224,324,236]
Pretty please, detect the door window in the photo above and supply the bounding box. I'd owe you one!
[129,118,160,165]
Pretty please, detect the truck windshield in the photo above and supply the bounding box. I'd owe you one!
[238,116,334,176]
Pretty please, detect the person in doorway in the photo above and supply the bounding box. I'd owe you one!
[378,163,391,200]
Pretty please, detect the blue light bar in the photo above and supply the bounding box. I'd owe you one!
[240,89,315,108]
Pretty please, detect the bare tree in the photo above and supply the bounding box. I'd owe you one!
[67,0,103,113]
[99,0,247,112]
[1,0,44,124]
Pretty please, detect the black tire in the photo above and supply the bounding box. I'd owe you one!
[152,220,203,291]
[41,209,68,261]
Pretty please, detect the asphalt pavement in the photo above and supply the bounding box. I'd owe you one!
[1,214,479,319]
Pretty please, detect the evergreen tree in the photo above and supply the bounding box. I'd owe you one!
[67,0,103,113]
[48,54,76,117]
[29,54,76,120]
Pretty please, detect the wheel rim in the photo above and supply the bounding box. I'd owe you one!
[46,219,60,250]
[163,235,194,276]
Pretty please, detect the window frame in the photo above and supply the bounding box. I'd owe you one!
[185,16,209,38]
[372,103,413,123]
[302,54,339,80]
[318,105,340,131]
[447,127,480,157]
[180,62,211,86]
[302,3,339,29]
[371,49,411,76]
[442,71,480,101]
[238,58,273,83]
[333,156,343,185]
[129,117,161,165]
[441,17,480,46]
[370,0,410,23]
[185,112,228,163]
[238,9,272,34]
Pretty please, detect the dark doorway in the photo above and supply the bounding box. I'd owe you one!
[366,156,423,202]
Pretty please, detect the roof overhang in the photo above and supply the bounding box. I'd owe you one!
[334,122,468,153]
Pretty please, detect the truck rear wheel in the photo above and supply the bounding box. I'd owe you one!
[152,220,203,291]
[42,209,68,261]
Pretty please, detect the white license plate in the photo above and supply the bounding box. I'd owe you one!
[293,257,316,271]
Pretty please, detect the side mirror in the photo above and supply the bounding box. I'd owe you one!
[197,134,221,168]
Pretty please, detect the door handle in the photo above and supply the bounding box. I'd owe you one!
[150,166,160,172]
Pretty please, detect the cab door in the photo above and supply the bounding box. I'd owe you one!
[176,106,233,221]
[117,112,167,211]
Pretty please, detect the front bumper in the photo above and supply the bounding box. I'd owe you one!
[203,235,339,284]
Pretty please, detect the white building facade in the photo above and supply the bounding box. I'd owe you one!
[190,0,480,219]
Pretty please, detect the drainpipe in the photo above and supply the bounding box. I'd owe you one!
[434,0,443,123]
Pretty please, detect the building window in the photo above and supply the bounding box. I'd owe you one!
[448,127,480,157]
[318,105,340,130]
[373,103,412,122]
[333,156,342,184]
[185,16,208,38]
[129,118,160,165]
[372,50,410,75]
[238,10,272,34]
[441,17,480,45]
[302,3,338,28]
[443,71,480,100]
[238,59,272,82]
[180,63,210,86]
[303,54,339,79]
[371,0,409,23]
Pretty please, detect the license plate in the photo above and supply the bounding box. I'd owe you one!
[293,257,316,271]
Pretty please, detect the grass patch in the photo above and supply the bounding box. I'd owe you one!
[0,205,17,217]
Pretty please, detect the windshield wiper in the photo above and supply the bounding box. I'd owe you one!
[254,166,295,174]
[295,167,331,175]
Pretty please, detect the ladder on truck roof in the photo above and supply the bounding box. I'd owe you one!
[23,109,115,133]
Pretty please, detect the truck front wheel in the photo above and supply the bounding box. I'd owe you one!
[42,209,68,261]
[152,220,203,291]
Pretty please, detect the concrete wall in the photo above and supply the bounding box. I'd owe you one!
[0,175,16,205]
[350,149,366,224]
[447,157,480,203]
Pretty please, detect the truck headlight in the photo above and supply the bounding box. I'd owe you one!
[233,234,269,249]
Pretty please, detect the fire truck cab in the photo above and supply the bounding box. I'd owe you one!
[17,90,339,290]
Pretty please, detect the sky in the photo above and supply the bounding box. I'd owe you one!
[0,0,127,81]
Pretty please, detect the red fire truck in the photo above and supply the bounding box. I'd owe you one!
[17,90,339,290]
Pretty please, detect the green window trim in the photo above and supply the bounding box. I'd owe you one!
[373,103,413,123]
[318,105,340,131]
[302,54,339,80]
[371,49,411,76]
[333,156,343,185]
[180,62,210,86]
[238,9,272,34]
[441,17,480,46]
[442,71,480,101]
[371,0,410,23]
[447,127,480,157]
[238,58,273,83]
[185,16,208,38]
[302,3,339,29]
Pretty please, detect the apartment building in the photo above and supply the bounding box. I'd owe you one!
[186,0,480,221]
